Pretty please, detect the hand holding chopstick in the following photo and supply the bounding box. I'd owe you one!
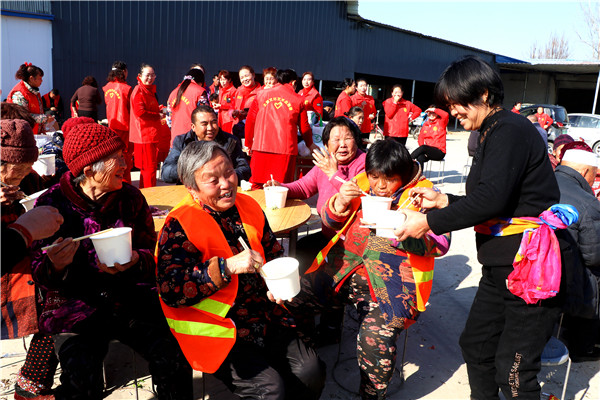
[41,228,115,251]
[334,176,369,196]
[238,237,267,278]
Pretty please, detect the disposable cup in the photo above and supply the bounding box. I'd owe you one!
[361,196,393,224]
[33,154,56,176]
[261,257,300,300]
[90,227,133,267]
[375,210,407,239]
[264,186,289,210]
[19,189,48,212]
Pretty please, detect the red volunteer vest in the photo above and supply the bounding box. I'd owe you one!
[300,86,324,119]
[8,81,44,134]
[103,81,132,132]
[156,193,265,372]
[249,84,305,155]
[218,83,236,133]
[351,92,376,133]
[167,81,208,144]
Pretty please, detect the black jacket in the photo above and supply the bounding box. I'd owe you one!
[428,109,559,266]
[161,129,251,184]
[555,165,600,318]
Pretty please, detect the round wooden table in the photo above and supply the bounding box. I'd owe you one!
[140,185,312,256]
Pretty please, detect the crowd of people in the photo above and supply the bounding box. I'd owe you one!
[1,55,599,400]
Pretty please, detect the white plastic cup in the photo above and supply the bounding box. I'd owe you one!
[261,257,301,300]
[90,227,133,267]
[361,196,393,224]
[375,210,407,239]
[33,154,56,176]
[19,188,48,211]
[264,186,289,210]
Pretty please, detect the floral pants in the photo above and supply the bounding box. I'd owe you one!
[289,270,403,400]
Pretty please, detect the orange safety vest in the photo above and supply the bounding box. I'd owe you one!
[156,192,265,372]
[306,171,436,312]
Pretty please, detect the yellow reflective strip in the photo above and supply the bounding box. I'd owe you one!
[191,298,230,318]
[413,270,434,282]
[166,318,235,338]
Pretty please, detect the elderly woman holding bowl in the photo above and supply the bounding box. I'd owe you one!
[395,56,563,400]
[156,140,325,399]
[30,121,192,399]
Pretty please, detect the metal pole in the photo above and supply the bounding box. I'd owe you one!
[593,70,600,114]
[522,72,528,103]
[411,80,416,103]
[319,79,323,95]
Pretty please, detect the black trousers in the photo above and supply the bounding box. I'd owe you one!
[53,307,193,400]
[459,265,562,400]
[410,145,445,166]
[213,325,325,400]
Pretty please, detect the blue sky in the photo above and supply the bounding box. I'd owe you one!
[359,1,595,61]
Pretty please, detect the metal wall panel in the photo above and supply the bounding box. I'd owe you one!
[49,1,492,118]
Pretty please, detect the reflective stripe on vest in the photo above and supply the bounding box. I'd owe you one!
[156,192,265,372]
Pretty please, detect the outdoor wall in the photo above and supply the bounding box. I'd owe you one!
[1,14,53,99]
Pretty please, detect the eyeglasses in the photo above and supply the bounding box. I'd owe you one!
[141,73,156,78]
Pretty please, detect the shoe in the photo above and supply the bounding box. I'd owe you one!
[14,384,54,400]
[570,347,600,363]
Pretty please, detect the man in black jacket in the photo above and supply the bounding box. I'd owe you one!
[161,105,251,184]
[555,147,600,362]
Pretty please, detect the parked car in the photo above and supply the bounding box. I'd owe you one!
[565,113,600,155]
[519,104,569,148]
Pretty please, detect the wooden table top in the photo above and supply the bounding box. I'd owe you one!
[140,185,312,234]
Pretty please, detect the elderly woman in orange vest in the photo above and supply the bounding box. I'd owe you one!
[290,139,450,400]
[167,68,209,146]
[156,140,325,399]
[7,63,54,134]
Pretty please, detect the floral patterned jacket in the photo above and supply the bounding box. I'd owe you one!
[321,174,451,328]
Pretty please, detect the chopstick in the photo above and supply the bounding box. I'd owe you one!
[334,176,369,196]
[41,228,115,251]
[398,193,422,209]
[1,181,32,201]
[238,237,267,278]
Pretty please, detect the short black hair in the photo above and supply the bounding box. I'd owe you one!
[434,55,504,109]
[321,116,362,147]
[276,69,297,84]
[366,139,413,184]
[191,105,217,123]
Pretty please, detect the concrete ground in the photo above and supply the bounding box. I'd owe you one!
[1,131,599,399]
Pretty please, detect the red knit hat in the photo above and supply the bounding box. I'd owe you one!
[63,123,125,176]
[60,117,95,138]
[559,140,592,161]
[1,119,38,164]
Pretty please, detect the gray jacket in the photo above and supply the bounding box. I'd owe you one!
[555,164,600,318]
